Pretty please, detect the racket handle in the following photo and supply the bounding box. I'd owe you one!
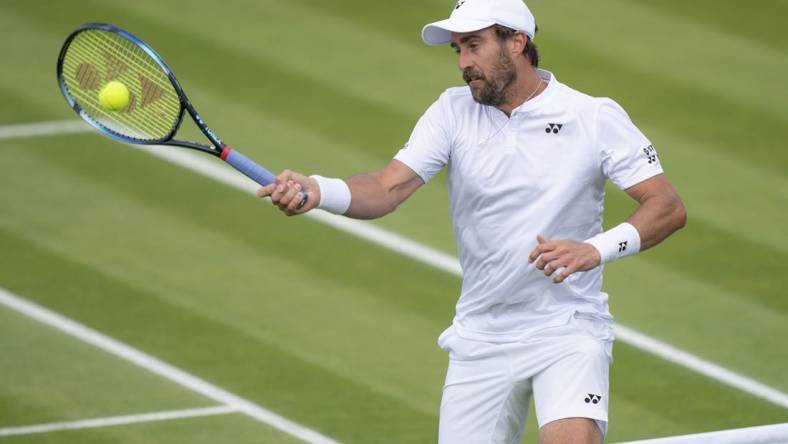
[221,147,276,185]
[221,147,309,209]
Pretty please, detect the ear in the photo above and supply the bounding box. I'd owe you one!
[509,32,527,56]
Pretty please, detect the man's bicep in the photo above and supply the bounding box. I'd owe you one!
[375,159,425,205]
[623,173,678,204]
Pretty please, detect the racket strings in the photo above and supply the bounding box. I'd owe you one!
[64,45,171,138]
[61,29,181,142]
[69,31,177,136]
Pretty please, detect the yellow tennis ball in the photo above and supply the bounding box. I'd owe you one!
[98,81,129,111]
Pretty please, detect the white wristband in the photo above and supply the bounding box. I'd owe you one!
[584,222,641,264]
[310,175,351,215]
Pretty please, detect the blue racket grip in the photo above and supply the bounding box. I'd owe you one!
[221,147,276,185]
[221,147,309,209]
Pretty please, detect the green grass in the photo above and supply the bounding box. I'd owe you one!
[0,0,786,442]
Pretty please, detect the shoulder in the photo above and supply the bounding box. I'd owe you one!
[435,86,484,110]
[560,83,637,132]
[440,86,473,100]
[422,87,478,130]
[593,96,642,135]
[593,94,631,117]
[546,74,631,118]
[547,77,647,155]
[431,86,474,111]
[552,80,605,117]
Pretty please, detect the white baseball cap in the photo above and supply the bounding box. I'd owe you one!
[422,0,536,46]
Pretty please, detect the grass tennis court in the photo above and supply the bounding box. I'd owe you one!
[1,0,786,442]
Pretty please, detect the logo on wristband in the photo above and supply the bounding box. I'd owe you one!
[618,241,628,252]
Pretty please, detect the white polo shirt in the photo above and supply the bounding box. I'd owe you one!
[394,69,663,343]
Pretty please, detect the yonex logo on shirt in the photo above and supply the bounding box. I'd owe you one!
[585,394,602,404]
[455,0,466,9]
[545,123,563,134]
[643,144,658,164]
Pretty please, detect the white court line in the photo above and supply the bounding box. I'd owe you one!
[0,288,340,444]
[615,325,788,409]
[2,120,788,411]
[0,405,236,437]
[613,422,788,444]
[0,120,90,140]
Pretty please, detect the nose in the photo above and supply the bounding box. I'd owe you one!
[457,49,473,71]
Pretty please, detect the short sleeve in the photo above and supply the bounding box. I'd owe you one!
[598,98,663,190]
[393,92,453,183]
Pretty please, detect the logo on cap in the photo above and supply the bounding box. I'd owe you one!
[455,0,466,10]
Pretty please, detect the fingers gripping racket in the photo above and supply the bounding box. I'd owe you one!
[57,23,306,207]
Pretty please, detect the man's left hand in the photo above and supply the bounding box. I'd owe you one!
[528,235,602,284]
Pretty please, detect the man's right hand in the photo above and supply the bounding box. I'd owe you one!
[256,170,320,216]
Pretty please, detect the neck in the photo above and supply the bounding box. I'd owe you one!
[497,66,544,117]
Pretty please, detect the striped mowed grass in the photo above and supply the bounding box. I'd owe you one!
[0,0,786,443]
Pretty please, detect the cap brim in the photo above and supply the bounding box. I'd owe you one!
[421,18,496,45]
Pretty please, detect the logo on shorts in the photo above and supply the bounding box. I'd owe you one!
[545,123,563,134]
[584,394,602,404]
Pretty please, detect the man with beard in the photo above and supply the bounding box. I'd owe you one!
[258,0,686,442]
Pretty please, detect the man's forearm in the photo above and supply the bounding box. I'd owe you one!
[259,160,423,218]
[344,173,402,220]
[627,192,686,251]
[340,160,425,220]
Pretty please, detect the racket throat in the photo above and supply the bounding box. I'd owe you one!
[219,146,232,160]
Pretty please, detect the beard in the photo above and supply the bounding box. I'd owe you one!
[463,48,517,107]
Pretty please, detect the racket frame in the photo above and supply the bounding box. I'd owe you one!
[57,22,302,203]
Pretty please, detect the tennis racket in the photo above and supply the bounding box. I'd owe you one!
[57,23,306,207]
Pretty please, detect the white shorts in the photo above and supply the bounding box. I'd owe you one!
[437,314,613,444]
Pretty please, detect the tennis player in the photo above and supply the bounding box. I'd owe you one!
[258,0,686,442]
